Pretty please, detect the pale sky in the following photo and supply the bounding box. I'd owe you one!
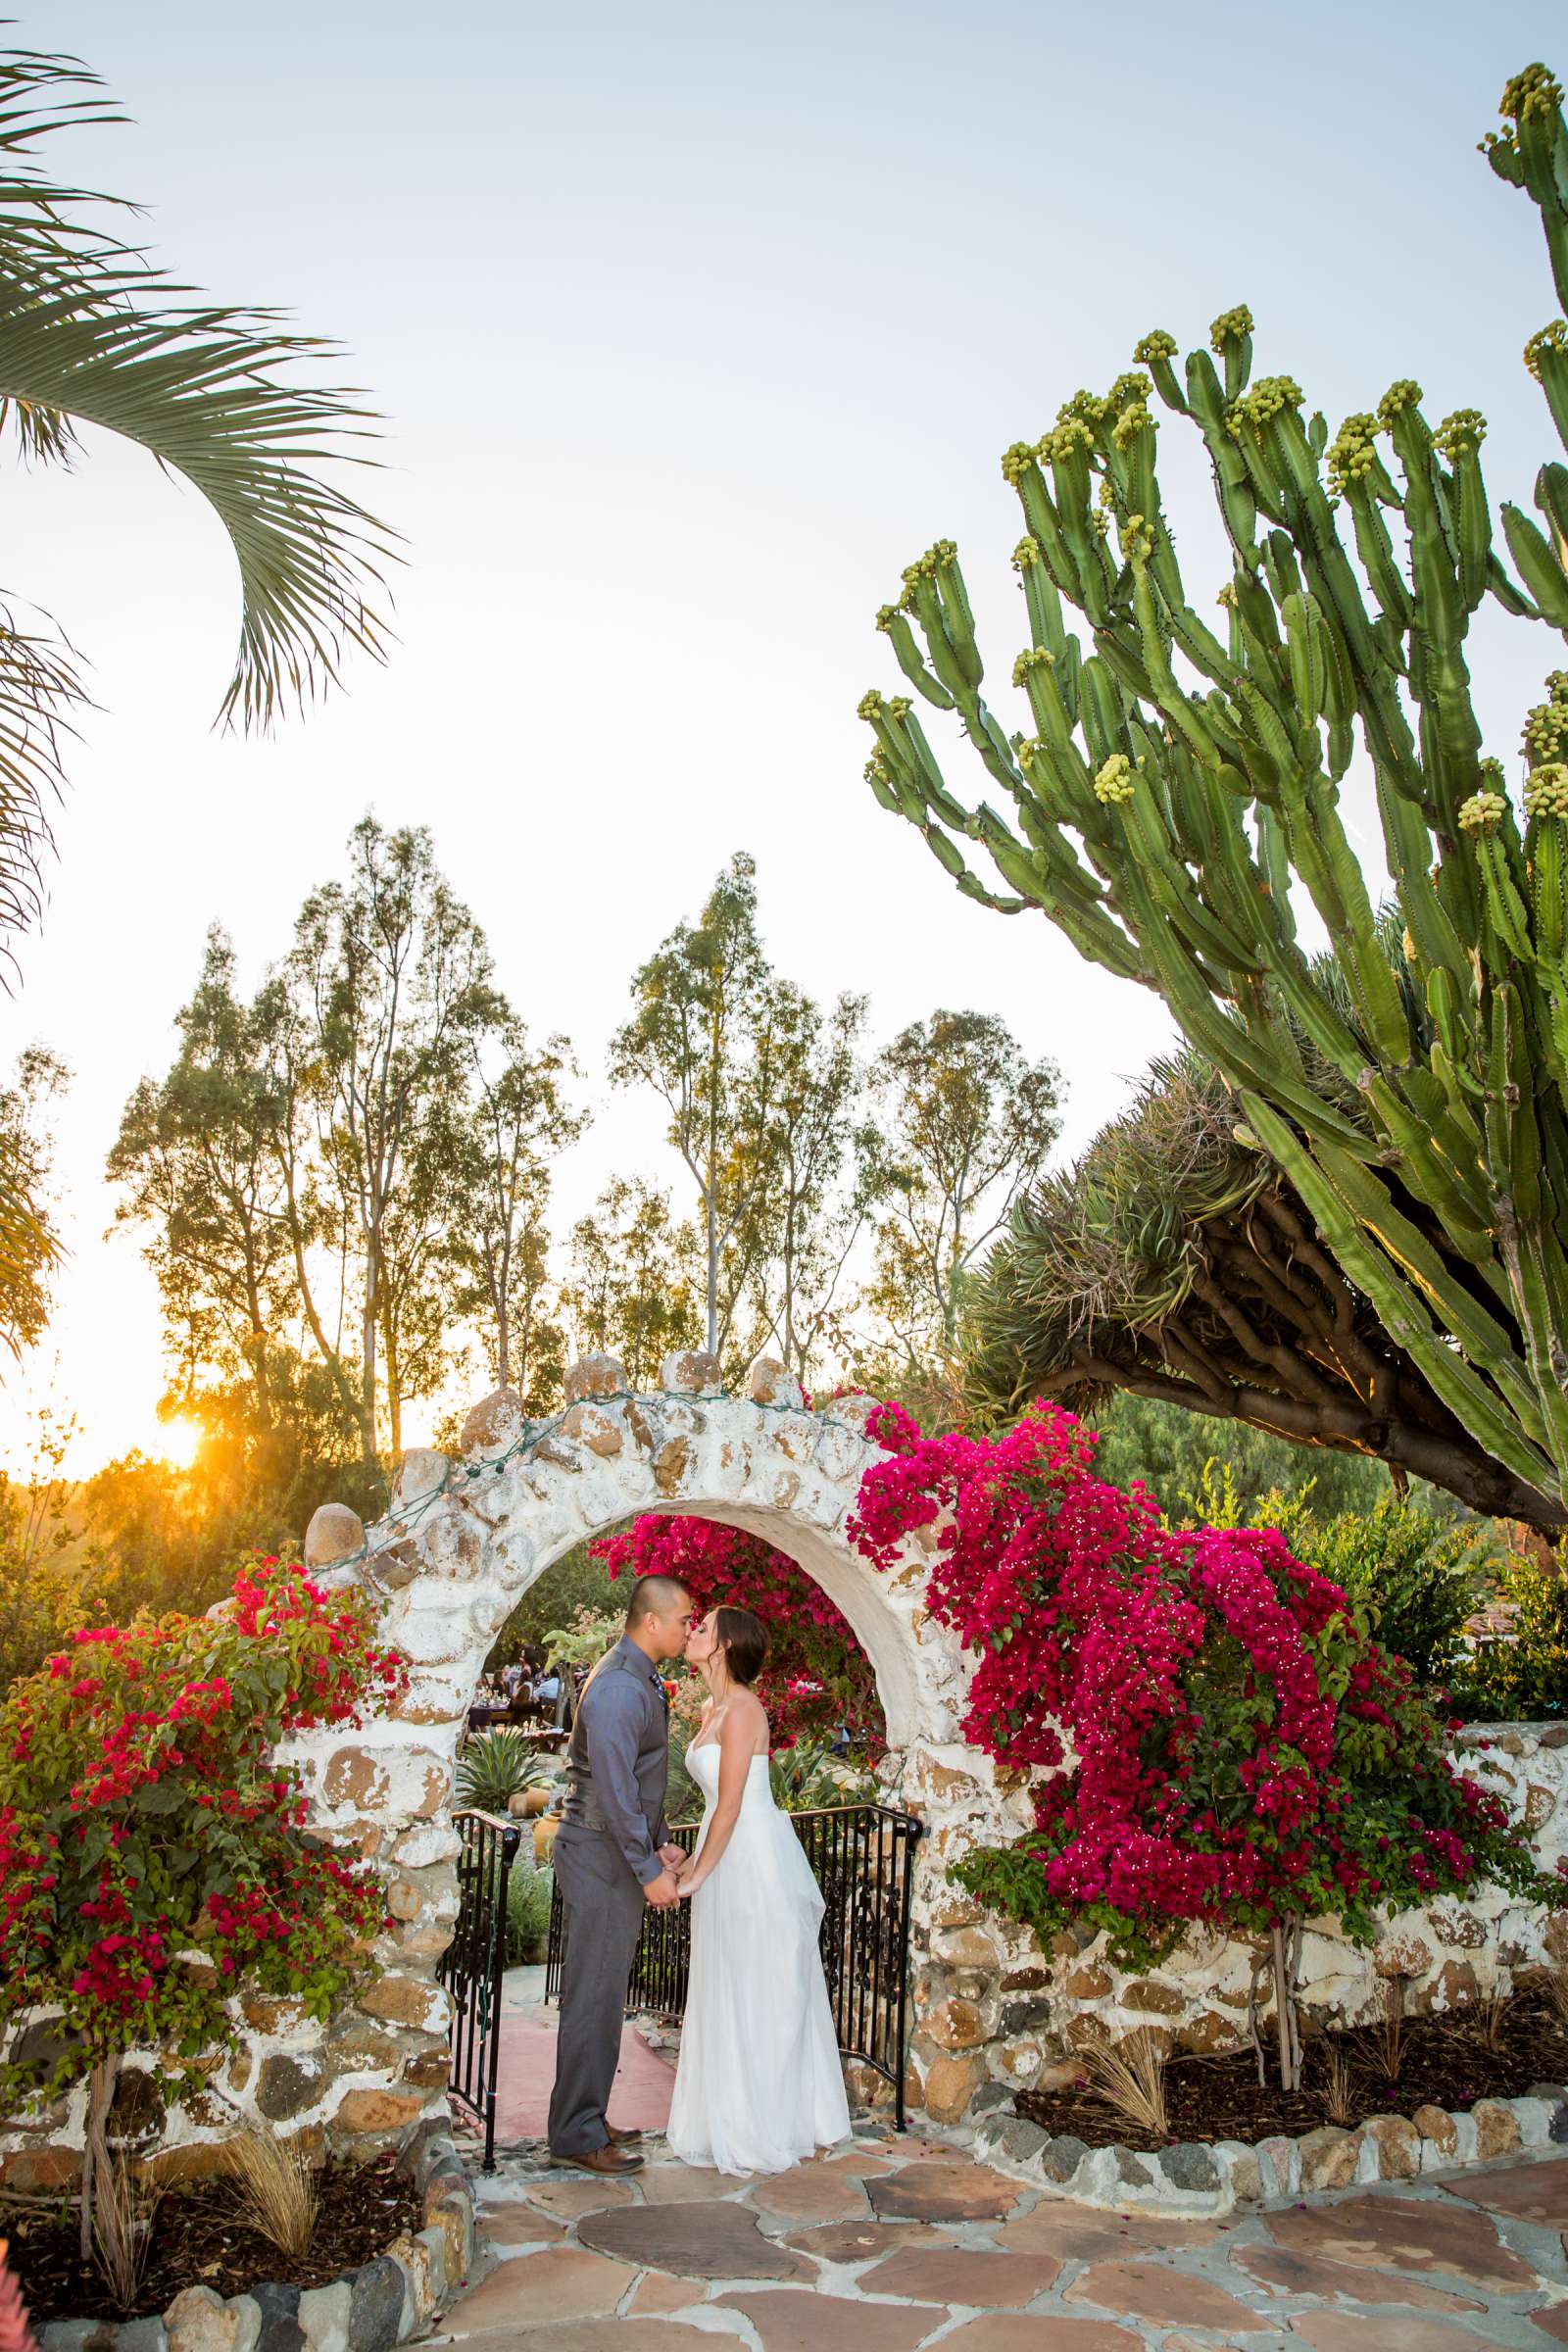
[2,0,1564,1474]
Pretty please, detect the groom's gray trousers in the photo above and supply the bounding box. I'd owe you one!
[547,1638,671,2158]
[547,1826,649,2156]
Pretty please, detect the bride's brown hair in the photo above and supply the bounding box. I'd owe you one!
[712,1604,769,1689]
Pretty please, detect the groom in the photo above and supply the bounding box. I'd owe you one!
[547,1575,696,2175]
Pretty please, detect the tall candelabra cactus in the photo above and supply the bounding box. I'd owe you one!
[860,65,1568,1533]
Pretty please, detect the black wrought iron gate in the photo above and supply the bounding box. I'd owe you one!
[545,1802,922,2127]
[438,1807,521,2170]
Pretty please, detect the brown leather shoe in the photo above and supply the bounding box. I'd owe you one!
[606,2123,643,2144]
[551,2142,645,2175]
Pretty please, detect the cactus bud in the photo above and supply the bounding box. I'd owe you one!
[1458,788,1508,833]
[1119,513,1155,563]
[1012,647,1053,685]
[1376,378,1424,425]
[1094,753,1137,805]
[1226,376,1305,439]
[1108,370,1152,413]
[887,695,912,720]
[1525,762,1568,819]
[1040,417,1096,465]
[1011,536,1041,572]
[1433,408,1488,460]
[1134,329,1178,365]
[1402,927,1419,965]
[1326,412,1380,493]
[1001,440,1037,483]
[1524,320,1567,381]
[1523,689,1568,762]
[875,605,901,633]
[1111,401,1153,450]
[1209,304,1254,351]
[1500,63,1564,124]
[1057,388,1110,429]
[857,690,886,723]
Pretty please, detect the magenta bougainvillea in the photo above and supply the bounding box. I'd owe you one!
[849,1401,1561,1968]
[0,1561,407,2109]
[591,1516,883,1752]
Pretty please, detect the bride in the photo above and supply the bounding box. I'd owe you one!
[665,1604,853,2175]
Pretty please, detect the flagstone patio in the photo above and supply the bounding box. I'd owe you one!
[430,2118,1568,2351]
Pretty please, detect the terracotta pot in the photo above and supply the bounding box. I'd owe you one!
[507,1791,531,1817]
[533,1815,563,1866]
[521,1786,552,1818]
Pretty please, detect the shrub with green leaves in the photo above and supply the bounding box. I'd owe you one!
[505,1859,555,1967]
[1453,1546,1568,1720]
[1266,1492,1485,1689]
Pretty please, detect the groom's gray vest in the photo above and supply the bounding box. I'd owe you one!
[560,1638,670,1886]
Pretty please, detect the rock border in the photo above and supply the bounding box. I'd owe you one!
[972,2080,1568,2215]
[36,2130,473,2352]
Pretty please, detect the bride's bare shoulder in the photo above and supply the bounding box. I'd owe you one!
[732,1686,769,1751]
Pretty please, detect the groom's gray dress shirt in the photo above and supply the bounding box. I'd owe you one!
[561,1637,670,1886]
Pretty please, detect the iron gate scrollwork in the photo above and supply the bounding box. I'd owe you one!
[545,1803,921,2128]
[439,1807,520,2171]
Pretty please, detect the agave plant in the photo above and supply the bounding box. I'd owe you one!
[456,1728,551,1814]
[769,1742,873,1814]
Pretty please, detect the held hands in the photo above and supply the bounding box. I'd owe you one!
[644,1868,681,1909]
[658,1844,690,1878]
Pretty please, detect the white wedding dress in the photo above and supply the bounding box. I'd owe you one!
[665,1743,852,2175]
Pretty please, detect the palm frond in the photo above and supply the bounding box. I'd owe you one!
[0,39,129,466]
[0,40,397,949]
[0,600,81,954]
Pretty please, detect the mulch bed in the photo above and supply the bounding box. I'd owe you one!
[8,2152,421,2324]
[1016,1988,1568,2152]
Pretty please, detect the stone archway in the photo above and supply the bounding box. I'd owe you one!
[261,1350,1028,2161]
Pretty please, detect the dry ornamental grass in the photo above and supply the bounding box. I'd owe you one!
[1073,2028,1170,2139]
[224,2133,318,2267]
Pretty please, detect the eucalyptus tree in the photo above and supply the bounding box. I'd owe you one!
[108,929,296,1415]
[610,853,777,1358]
[861,1009,1060,1378]
[749,982,886,1387]
[0,1045,66,1360]
[442,1019,584,1411]
[112,826,566,1469]
[562,1179,701,1390]
[288,818,498,1463]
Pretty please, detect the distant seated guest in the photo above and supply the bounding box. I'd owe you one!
[534,1667,563,1707]
[502,1661,524,1700]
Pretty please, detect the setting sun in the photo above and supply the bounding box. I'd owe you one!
[156,1415,204,1471]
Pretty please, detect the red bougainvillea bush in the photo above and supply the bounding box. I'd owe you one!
[0,1561,406,2139]
[592,1516,883,1753]
[849,1402,1563,1976]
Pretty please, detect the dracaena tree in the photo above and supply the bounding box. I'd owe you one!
[858,64,1568,1535]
